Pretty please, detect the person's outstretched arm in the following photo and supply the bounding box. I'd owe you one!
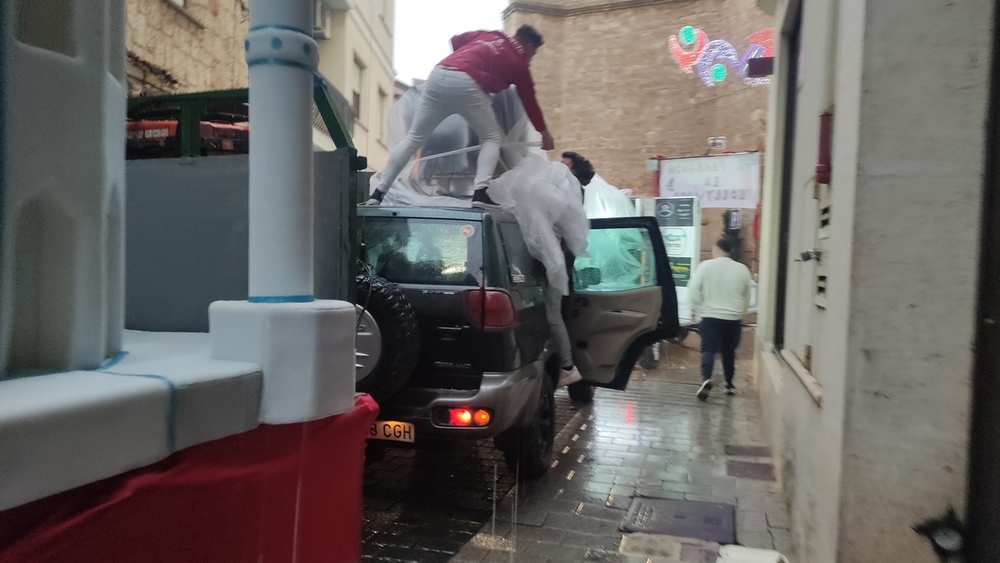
[511,67,554,150]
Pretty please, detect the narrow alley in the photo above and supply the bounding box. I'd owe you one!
[363,327,795,562]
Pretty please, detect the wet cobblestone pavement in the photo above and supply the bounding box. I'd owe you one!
[363,329,795,562]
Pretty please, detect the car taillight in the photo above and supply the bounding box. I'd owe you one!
[465,289,515,329]
[447,408,492,427]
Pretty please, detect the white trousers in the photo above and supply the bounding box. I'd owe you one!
[545,282,573,369]
[377,67,503,193]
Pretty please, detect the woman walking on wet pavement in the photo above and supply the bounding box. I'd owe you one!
[688,237,752,400]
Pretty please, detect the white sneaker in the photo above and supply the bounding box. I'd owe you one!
[558,366,582,388]
[696,380,713,401]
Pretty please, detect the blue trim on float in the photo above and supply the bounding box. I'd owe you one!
[99,350,129,370]
[248,295,315,303]
[248,23,311,36]
[246,58,315,73]
[102,370,179,452]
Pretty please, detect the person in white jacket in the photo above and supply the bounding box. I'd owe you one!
[688,237,752,400]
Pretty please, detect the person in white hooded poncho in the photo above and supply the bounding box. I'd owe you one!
[488,153,595,388]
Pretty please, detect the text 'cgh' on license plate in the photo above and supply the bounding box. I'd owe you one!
[369,421,415,443]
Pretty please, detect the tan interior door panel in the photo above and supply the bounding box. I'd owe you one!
[567,287,662,384]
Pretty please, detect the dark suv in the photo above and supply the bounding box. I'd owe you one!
[355,205,679,477]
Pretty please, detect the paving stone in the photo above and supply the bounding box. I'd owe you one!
[737,510,769,534]
[635,488,686,500]
[659,482,714,496]
[770,527,795,556]
[619,532,683,558]
[686,492,738,504]
[735,491,767,510]
[766,510,791,530]
[737,530,775,550]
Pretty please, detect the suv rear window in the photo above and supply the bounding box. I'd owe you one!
[361,217,483,286]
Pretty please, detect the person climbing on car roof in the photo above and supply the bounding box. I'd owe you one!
[366,25,555,210]
[549,154,595,387]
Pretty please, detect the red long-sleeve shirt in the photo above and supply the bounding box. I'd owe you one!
[439,30,547,133]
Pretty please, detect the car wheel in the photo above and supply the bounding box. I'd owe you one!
[567,381,595,403]
[495,373,555,479]
[355,273,420,404]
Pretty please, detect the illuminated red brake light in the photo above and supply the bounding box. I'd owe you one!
[447,408,492,427]
[465,290,515,329]
[449,409,473,426]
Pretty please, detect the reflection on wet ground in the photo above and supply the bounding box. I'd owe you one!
[362,329,794,562]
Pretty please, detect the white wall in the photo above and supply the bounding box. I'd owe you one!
[755,0,854,559]
[838,0,989,559]
[755,0,991,561]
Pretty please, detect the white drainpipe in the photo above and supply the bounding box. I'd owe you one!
[245,0,318,302]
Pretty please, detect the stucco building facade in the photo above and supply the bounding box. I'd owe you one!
[753,0,998,561]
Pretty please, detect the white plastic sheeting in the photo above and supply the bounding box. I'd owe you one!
[370,83,642,297]
[489,154,589,296]
[583,173,637,219]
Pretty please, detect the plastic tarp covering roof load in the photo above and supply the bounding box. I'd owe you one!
[577,173,647,292]
[583,173,636,219]
[372,85,542,207]
[371,84,643,296]
[489,155,589,296]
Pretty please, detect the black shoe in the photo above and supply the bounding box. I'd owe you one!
[725,385,735,396]
[471,188,501,210]
[696,380,713,401]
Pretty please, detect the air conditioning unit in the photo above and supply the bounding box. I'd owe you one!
[313,0,332,40]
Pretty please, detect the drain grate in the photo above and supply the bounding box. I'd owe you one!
[724,445,772,457]
[621,498,736,544]
[726,460,775,481]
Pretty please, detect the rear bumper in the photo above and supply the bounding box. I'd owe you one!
[371,359,546,442]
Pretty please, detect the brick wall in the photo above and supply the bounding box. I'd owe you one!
[126,0,249,96]
[506,0,771,268]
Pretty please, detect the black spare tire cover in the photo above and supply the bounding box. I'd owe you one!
[355,273,420,404]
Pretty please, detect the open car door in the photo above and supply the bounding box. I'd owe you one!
[566,216,680,389]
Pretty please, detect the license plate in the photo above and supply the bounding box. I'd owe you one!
[369,420,415,443]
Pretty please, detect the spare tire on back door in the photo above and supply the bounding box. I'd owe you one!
[355,272,420,404]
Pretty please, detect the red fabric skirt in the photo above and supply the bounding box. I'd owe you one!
[0,394,378,563]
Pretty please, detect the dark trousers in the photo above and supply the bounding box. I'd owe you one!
[699,317,742,384]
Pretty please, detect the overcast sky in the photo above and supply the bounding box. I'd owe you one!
[393,0,509,85]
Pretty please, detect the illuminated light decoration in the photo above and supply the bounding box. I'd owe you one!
[668,27,709,73]
[696,40,740,86]
[680,25,696,45]
[735,43,768,78]
[746,28,775,57]
[711,63,727,83]
[670,26,775,87]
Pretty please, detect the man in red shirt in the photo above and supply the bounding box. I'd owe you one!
[367,25,555,209]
